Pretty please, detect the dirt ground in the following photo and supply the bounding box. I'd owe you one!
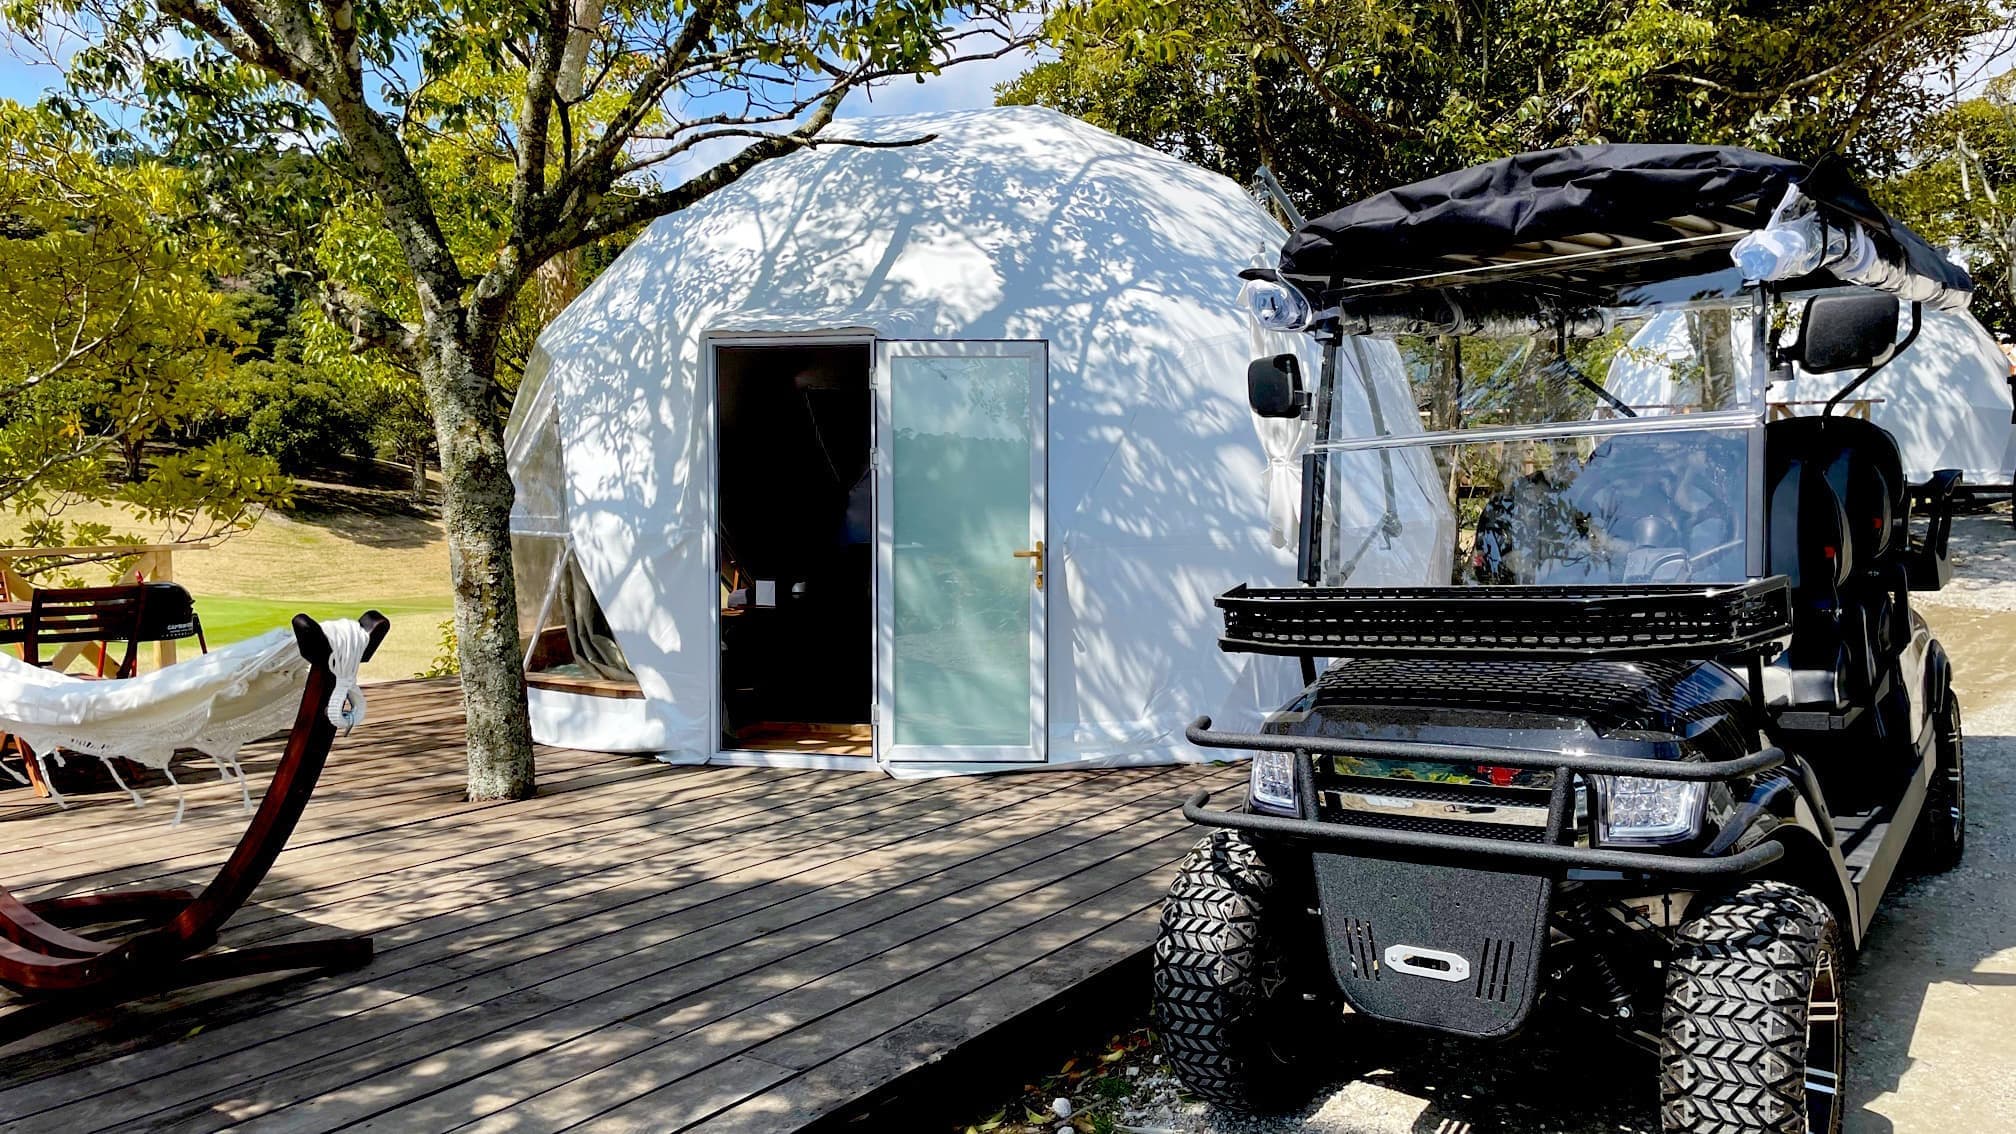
[966,507,2016,1134]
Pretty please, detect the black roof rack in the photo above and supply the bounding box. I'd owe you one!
[1275,144,1969,307]
[1216,578,1793,660]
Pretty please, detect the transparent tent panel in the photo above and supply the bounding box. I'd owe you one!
[512,533,635,683]
[508,401,567,534]
[513,534,567,653]
[506,347,553,438]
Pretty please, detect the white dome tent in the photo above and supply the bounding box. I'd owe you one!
[1604,305,2014,488]
[505,106,1449,777]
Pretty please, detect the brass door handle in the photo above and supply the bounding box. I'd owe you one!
[1012,540,1045,591]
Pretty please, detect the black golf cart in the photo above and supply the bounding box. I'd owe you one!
[1156,146,1971,1134]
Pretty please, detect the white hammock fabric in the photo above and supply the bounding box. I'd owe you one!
[0,619,370,823]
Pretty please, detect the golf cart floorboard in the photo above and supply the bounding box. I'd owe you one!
[1836,809,1893,883]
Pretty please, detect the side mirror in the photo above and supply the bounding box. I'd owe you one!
[1790,292,1901,373]
[1247,354,1308,419]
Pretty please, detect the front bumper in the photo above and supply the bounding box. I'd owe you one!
[1184,715,1789,879]
[1183,715,1790,1038]
[1183,790,1784,876]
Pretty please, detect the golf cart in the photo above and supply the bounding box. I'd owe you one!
[1157,146,1971,1134]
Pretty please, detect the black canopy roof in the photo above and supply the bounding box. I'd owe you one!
[1274,144,1970,305]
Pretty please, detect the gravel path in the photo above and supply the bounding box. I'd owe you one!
[961,508,2016,1134]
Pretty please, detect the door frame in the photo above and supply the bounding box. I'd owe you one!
[705,331,880,771]
[873,338,1050,766]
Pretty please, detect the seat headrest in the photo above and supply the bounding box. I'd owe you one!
[1767,456,1852,592]
[1765,416,1905,562]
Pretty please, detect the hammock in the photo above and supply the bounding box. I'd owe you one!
[0,620,370,822]
[0,611,386,1039]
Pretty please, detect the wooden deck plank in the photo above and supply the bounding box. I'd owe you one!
[0,681,1244,1134]
[331,772,1217,1133]
[0,738,639,886]
[0,737,640,888]
[104,773,1178,1133]
[451,827,1198,1134]
[0,768,1100,1130]
[682,909,1165,1134]
[0,774,1011,1130]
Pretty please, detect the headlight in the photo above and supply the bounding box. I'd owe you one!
[1244,279,1313,332]
[1592,775,1706,845]
[1249,751,1299,815]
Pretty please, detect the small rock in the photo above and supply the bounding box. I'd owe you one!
[1050,1097,1073,1119]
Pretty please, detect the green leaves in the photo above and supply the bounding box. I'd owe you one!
[1007,0,2004,215]
[0,98,288,544]
[1882,76,2016,335]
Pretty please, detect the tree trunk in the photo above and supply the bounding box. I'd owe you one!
[410,446,429,501]
[421,317,535,800]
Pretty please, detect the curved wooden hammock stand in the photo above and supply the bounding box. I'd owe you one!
[0,611,390,1042]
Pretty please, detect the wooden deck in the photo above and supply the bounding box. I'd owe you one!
[0,679,1240,1133]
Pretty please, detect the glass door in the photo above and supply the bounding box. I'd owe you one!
[874,341,1047,764]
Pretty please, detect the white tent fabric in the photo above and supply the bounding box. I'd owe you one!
[0,621,369,820]
[1605,307,2014,485]
[511,106,1448,774]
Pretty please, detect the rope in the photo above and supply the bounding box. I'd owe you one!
[98,755,145,810]
[211,752,253,812]
[322,620,371,734]
[162,763,186,826]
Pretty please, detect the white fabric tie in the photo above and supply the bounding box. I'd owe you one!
[322,620,371,733]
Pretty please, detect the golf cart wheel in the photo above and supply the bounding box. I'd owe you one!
[1912,690,1966,873]
[1660,881,1844,1134]
[1153,830,1321,1111]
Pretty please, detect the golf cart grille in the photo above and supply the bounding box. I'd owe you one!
[1311,770,1559,845]
[1316,807,1551,844]
[1217,579,1792,659]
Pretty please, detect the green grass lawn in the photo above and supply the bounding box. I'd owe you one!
[193,596,456,681]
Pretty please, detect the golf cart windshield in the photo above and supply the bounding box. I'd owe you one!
[1314,290,1765,588]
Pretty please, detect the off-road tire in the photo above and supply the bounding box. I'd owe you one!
[1912,689,1966,873]
[1153,830,1319,1111]
[1660,881,1844,1134]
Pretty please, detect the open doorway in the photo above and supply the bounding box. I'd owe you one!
[715,342,874,757]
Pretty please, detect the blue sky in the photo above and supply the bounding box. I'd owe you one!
[0,48,61,105]
[0,31,1038,121]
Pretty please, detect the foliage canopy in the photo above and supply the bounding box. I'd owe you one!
[0,99,289,554]
[1005,0,2006,216]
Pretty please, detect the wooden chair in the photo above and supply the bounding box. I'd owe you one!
[24,583,148,679]
[3,584,150,797]
[0,612,389,1042]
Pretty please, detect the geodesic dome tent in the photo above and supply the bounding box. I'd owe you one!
[504,106,1451,777]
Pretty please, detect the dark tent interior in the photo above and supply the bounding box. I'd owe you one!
[714,343,874,755]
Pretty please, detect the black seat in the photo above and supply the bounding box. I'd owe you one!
[1764,416,1912,710]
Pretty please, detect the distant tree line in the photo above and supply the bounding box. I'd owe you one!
[1004,0,2016,332]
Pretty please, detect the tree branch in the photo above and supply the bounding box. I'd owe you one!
[158,0,323,92]
[575,87,861,243]
[317,281,422,368]
[566,0,727,192]
[1644,9,1938,103]
[1244,0,1404,138]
